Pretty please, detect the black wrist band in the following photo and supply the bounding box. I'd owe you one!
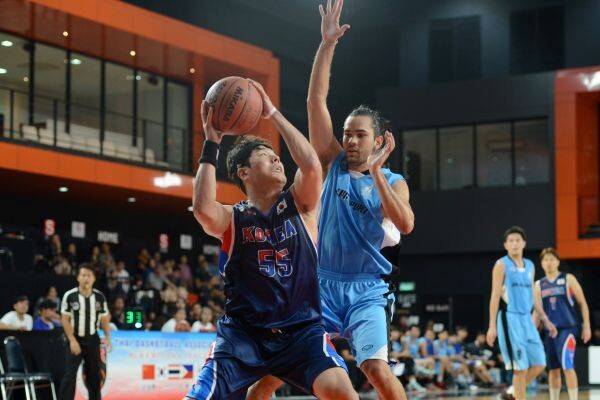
[199,140,219,167]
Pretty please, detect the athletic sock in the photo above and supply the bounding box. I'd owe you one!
[568,388,578,400]
[506,385,515,395]
[549,388,560,400]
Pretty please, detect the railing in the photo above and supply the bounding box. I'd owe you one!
[0,85,190,173]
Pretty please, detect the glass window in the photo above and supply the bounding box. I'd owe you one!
[137,71,164,164]
[0,33,30,137]
[167,82,190,171]
[70,53,101,134]
[514,119,549,185]
[439,126,474,190]
[402,129,437,191]
[477,123,512,187]
[34,43,66,133]
[105,62,133,154]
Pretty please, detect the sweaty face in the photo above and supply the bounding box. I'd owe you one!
[503,233,526,257]
[541,254,560,275]
[242,146,286,189]
[342,116,379,168]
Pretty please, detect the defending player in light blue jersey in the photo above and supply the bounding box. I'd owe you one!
[487,226,558,400]
[248,1,414,399]
[534,247,591,400]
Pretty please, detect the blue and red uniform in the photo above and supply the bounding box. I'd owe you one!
[537,272,578,370]
[186,189,346,400]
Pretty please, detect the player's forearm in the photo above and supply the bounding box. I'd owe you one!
[372,170,414,234]
[271,112,321,178]
[192,164,218,220]
[101,317,111,341]
[488,292,500,328]
[580,299,591,327]
[532,295,549,322]
[62,315,76,341]
[307,41,336,105]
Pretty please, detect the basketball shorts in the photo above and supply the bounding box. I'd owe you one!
[497,310,546,371]
[319,274,392,366]
[544,326,578,370]
[185,322,346,400]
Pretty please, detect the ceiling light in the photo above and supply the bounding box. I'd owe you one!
[1,40,13,47]
[0,68,6,74]
[70,58,82,65]
[58,186,69,193]
[189,67,196,74]
[23,76,28,82]
[62,31,69,37]
[129,50,136,56]
[153,172,182,188]
[187,206,193,212]
[127,197,136,203]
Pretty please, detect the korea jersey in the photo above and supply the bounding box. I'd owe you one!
[502,256,535,314]
[318,152,404,276]
[218,189,321,330]
[537,272,578,328]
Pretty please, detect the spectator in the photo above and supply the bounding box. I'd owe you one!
[464,331,494,386]
[34,285,61,316]
[0,295,33,331]
[195,254,213,282]
[147,264,169,291]
[110,297,126,330]
[205,254,220,276]
[189,303,203,322]
[48,233,63,264]
[32,299,61,330]
[161,308,190,332]
[54,254,72,275]
[178,255,193,287]
[191,307,216,332]
[107,260,130,298]
[89,245,100,267]
[389,327,425,393]
[98,242,115,275]
[65,242,78,271]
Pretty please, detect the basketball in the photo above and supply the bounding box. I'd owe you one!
[205,76,263,134]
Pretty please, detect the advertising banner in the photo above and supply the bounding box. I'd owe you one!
[75,331,215,400]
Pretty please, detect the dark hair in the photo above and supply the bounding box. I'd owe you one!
[503,226,526,242]
[39,299,57,310]
[347,105,390,137]
[78,263,96,277]
[13,295,28,305]
[226,135,274,193]
[540,247,560,261]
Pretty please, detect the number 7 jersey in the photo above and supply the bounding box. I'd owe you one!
[218,189,322,330]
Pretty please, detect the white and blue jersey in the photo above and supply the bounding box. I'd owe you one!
[537,272,579,370]
[496,256,546,371]
[318,152,404,366]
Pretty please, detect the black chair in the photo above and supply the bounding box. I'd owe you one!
[3,336,57,400]
[0,355,31,400]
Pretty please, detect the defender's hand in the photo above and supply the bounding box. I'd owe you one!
[319,0,350,45]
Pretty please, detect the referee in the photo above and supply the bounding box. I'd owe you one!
[59,264,112,400]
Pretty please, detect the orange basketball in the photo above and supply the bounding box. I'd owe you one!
[205,76,263,134]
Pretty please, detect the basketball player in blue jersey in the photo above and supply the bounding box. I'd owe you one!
[183,79,357,400]
[534,247,591,400]
[487,226,558,400]
[248,1,414,399]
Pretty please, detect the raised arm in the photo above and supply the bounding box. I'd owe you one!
[250,81,322,213]
[369,131,415,234]
[486,260,504,346]
[307,0,350,171]
[192,101,233,238]
[568,273,591,343]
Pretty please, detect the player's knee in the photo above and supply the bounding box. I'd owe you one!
[360,359,394,383]
[319,384,358,400]
[246,376,282,400]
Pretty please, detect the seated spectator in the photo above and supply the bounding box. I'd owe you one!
[191,307,216,333]
[65,242,78,271]
[419,327,450,388]
[405,325,435,377]
[464,331,494,386]
[53,254,72,275]
[107,260,130,298]
[195,254,213,282]
[34,285,61,316]
[147,264,169,291]
[189,303,202,322]
[0,296,33,331]
[32,299,61,330]
[178,255,193,287]
[161,308,190,332]
[389,326,425,393]
[110,297,127,330]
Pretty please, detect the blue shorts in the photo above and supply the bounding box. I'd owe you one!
[186,320,346,399]
[319,272,393,366]
[497,311,546,371]
[544,327,578,370]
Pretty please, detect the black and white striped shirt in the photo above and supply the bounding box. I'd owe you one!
[61,288,109,337]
